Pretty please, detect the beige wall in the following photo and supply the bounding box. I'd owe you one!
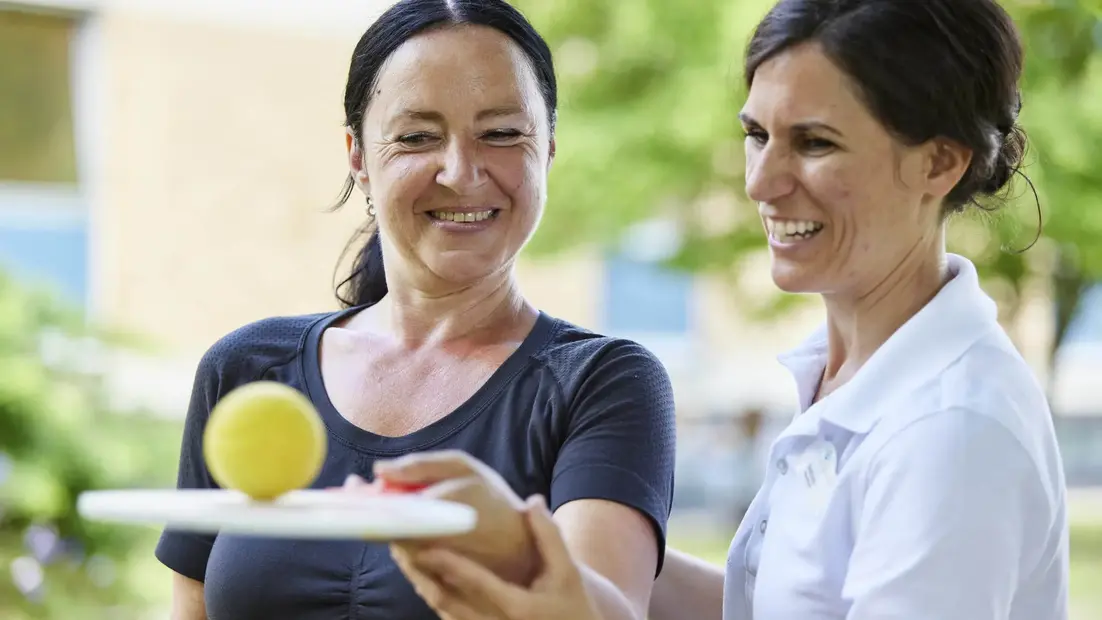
[96,12,361,355]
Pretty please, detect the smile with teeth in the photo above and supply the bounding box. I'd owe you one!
[766,217,824,242]
[428,209,498,223]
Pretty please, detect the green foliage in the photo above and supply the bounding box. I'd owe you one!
[960,1,1102,345]
[515,0,768,256]
[518,0,1102,346]
[0,273,181,618]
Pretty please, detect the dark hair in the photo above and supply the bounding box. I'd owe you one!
[330,0,557,307]
[745,0,1034,220]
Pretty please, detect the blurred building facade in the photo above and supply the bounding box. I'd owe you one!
[2,0,1100,494]
[0,0,820,414]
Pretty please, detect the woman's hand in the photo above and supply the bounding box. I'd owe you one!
[343,450,538,584]
[393,495,603,620]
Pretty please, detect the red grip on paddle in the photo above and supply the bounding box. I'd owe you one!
[323,478,429,494]
[378,480,429,494]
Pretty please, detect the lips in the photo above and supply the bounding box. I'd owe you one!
[427,209,498,223]
[764,217,824,243]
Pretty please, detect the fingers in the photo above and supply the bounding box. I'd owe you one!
[391,540,429,555]
[417,476,482,502]
[343,473,371,489]
[374,450,480,485]
[523,495,575,577]
[338,473,432,496]
[336,474,385,496]
[408,547,526,617]
[391,546,500,620]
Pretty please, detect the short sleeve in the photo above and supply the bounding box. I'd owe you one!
[843,408,1053,620]
[153,344,226,583]
[549,341,677,574]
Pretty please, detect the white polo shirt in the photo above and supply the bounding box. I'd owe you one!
[723,254,1069,620]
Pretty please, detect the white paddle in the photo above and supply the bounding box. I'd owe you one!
[77,488,477,540]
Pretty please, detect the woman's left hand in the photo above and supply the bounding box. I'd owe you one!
[343,450,538,585]
[392,494,603,620]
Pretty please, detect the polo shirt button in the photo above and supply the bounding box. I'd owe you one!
[759,519,768,534]
[777,458,788,474]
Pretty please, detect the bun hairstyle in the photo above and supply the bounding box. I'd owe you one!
[330,0,557,307]
[745,0,1034,218]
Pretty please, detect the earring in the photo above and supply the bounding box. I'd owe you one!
[366,196,376,219]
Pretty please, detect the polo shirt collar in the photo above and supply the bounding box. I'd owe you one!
[776,253,1000,436]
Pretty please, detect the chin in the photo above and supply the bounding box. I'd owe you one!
[769,261,820,294]
[435,266,497,287]
[427,255,504,287]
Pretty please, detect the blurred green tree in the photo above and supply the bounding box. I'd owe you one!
[1010,2,1102,349]
[518,0,1102,355]
[0,273,180,619]
[516,0,764,254]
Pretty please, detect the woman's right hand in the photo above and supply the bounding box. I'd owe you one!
[342,450,538,585]
[392,495,603,620]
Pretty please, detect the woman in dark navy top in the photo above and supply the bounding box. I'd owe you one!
[153,1,676,619]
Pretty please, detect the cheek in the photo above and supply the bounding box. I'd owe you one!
[373,157,435,204]
[367,158,436,243]
[804,161,859,213]
[486,149,544,205]
[804,163,885,266]
[807,155,906,227]
[813,159,925,271]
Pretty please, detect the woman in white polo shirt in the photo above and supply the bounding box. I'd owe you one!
[375,0,1070,618]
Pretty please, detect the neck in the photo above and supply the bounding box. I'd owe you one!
[819,244,950,393]
[374,267,534,346]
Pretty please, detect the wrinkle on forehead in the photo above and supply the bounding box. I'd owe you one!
[367,24,546,130]
[744,43,870,135]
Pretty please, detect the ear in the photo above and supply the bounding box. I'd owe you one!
[345,127,370,195]
[923,138,972,201]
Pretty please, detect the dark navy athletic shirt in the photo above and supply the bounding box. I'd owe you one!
[154,306,677,620]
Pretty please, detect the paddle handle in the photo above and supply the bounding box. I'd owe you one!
[378,480,430,494]
[325,478,429,494]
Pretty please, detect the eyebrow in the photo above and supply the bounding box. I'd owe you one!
[738,112,844,137]
[395,105,527,123]
[476,105,526,120]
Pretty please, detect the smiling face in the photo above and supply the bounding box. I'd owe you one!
[347,24,554,290]
[740,43,963,297]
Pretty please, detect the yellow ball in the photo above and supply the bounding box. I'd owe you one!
[202,381,327,501]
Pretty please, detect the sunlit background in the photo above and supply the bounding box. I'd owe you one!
[2,0,1101,618]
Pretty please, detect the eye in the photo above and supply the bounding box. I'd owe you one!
[397,132,437,146]
[742,128,768,146]
[482,129,524,143]
[799,136,836,154]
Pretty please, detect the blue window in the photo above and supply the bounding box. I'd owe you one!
[602,252,693,335]
[1062,282,1102,346]
[600,220,694,338]
[0,10,86,308]
[0,202,87,305]
[1054,416,1102,487]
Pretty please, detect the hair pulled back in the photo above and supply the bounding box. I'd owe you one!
[746,0,1032,218]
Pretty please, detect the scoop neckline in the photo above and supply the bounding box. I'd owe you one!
[300,304,557,455]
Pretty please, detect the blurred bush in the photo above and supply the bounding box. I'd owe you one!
[0,272,180,619]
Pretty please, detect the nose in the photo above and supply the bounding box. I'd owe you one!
[744,142,797,204]
[436,137,486,193]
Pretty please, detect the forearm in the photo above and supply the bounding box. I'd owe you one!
[170,573,207,620]
[648,547,725,620]
[578,564,644,620]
